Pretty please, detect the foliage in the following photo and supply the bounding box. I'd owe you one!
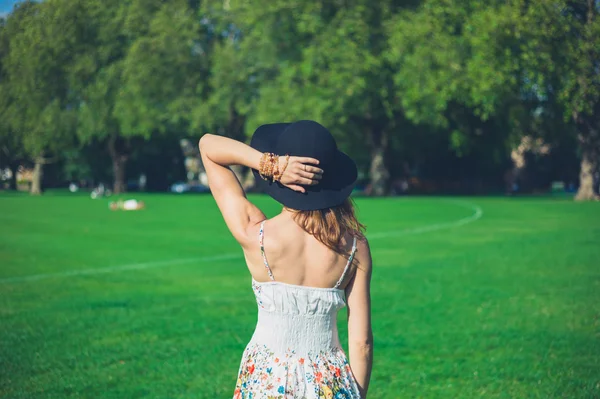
[200,1,417,194]
[0,0,597,195]
[68,0,205,192]
[387,0,599,198]
[0,16,24,172]
[1,0,79,160]
[117,0,205,137]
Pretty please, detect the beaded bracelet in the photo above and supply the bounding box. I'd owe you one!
[259,152,277,180]
[273,155,290,182]
[259,152,291,182]
[266,153,275,179]
[258,153,268,179]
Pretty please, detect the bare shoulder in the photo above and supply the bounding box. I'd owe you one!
[345,235,372,302]
[354,236,372,273]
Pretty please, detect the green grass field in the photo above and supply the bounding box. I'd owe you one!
[1,193,599,398]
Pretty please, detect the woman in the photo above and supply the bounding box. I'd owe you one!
[199,120,373,399]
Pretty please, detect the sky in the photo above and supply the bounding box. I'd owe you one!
[0,0,23,16]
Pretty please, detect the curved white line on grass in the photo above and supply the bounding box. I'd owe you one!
[0,254,242,284]
[0,200,482,284]
[368,200,483,239]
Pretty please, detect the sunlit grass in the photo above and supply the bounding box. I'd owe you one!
[1,193,598,398]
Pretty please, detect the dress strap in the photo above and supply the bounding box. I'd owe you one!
[258,221,275,281]
[333,236,358,289]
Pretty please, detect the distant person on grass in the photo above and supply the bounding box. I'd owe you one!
[199,120,373,399]
[109,199,145,211]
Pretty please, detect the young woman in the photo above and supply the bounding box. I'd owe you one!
[199,120,373,399]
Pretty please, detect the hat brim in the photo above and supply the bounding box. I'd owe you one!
[250,123,357,211]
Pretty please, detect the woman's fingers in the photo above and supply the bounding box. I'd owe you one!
[294,164,323,174]
[288,184,306,193]
[286,173,315,186]
[290,158,321,170]
[281,157,323,189]
[305,165,324,174]
[297,170,323,180]
[294,176,315,186]
[297,157,320,165]
[287,178,317,191]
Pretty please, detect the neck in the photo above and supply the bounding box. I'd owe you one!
[280,207,296,218]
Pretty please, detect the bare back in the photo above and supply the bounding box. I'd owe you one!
[243,212,360,290]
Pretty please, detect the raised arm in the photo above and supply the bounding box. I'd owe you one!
[345,238,373,398]
[198,134,322,244]
[198,134,265,244]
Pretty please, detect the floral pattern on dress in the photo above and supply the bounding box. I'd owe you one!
[233,344,361,399]
[251,280,266,309]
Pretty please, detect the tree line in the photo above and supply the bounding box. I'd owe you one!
[0,0,598,199]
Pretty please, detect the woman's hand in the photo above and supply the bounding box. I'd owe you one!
[278,156,323,193]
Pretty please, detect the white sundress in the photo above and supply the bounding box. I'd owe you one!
[233,221,362,399]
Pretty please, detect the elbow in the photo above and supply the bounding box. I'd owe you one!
[350,338,373,355]
[198,134,214,153]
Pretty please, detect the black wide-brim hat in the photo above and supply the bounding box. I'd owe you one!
[250,120,357,211]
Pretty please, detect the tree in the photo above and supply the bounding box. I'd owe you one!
[114,0,206,189]
[192,1,289,188]
[73,0,198,193]
[2,0,80,194]
[385,0,600,198]
[206,0,417,195]
[387,1,527,182]
[193,2,264,145]
[0,16,24,190]
[559,1,600,200]
[247,2,389,194]
[71,0,134,194]
[117,0,205,140]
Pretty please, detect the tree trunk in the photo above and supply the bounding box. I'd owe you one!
[575,148,598,200]
[507,146,526,195]
[8,163,18,190]
[112,156,126,194]
[573,2,599,201]
[108,136,128,194]
[231,165,245,184]
[368,128,389,196]
[228,103,246,142]
[242,168,256,192]
[506,135,550,194]
[30,159,43,195]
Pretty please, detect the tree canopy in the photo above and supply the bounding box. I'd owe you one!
[0,0,597,198]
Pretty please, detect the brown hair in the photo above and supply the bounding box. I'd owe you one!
[288,198,366,256]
